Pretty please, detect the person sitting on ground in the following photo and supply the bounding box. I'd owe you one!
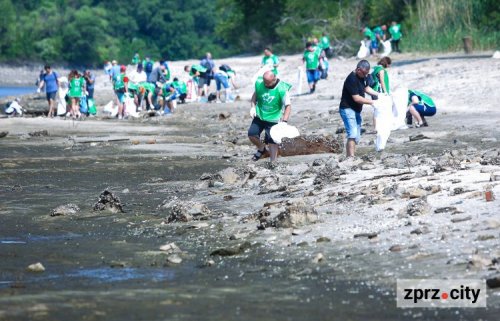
[67,70,86,119]
[37,65,59,118]
[303,42,321,94]
[161,82,178,114]
[248,70,292,163]
[339,60,380,157]
[261,48,280,75]
[407,89,436,127]
[4,98,25,117]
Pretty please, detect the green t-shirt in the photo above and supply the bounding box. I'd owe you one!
[128,82,139,92]
[371,65,390,94]
[389,24,402,40]
[172,80,187,94]
[132,54,140,65]
[364,27,375,41]
[408,90,435,107]
[139,82,155,93]
[69,77,85,97]
[114,74,127,90]
[190,64,207,76]
[303,49,320,70]
[320,36,330,49]
[255,77,292,122]
[262,54,280,75]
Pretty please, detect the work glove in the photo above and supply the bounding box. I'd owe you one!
[36,88,41,93]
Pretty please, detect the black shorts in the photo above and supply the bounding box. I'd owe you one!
[248,117,278,144]
[46,91,57,101]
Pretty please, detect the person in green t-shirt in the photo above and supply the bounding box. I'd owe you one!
[132,53,140,65]
[303,42,321,93]
[369,56,392,131]
[389,21,402,53]
[248,71,292,162]
[320,32,332,57]
[261,48,280,75]
[362,26,376,55]
[138,81,155,111]
[67,70,86,119]
[172,78,187,104]
[407,90,436,127]
[114,65,129,119]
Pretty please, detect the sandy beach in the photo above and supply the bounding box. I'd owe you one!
[0,52,499,320]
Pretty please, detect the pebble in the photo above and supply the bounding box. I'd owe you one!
[316,237,331,243]
[389,245,403,252]
[486,276,500,288]
[167,254,183,264]
[26,262,45,273]
[451,215,472,223]
[159,242,181,254]
[312,253,324,264]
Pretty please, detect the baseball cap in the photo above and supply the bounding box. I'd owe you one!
[120,65,126,72]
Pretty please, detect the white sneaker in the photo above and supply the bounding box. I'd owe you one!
[118,115,123,120]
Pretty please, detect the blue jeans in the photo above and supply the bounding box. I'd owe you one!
[214,73,229,91]
[339,107,362,144]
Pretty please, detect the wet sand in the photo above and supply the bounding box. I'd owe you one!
[0,53,499,320]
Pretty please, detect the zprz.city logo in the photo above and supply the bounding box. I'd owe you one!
[397,279,487,308]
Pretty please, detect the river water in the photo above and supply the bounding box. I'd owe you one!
[0,86,35,99]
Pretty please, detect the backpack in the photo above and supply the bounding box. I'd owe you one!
[145,61,153,73]
[219,64,232,73]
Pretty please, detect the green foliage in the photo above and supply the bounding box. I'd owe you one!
[0,0,498,66]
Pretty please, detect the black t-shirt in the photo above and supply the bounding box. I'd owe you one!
[339,71,367,113]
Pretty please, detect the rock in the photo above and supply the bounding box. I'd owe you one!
[218,112,231,120]
[401,197,431,216]
[451,215,472,223]
[490,173,500,182]
[405,187,428,199]
[159,242,181,254]
[212,181,225,188]
[359,162,376,170]
[93,189,124,213]
[269,200,318,228]
[313,166,344,185]
[28,130,49,137]
[26,262,45,273]
[157,196,179,211]
[218,168,240,184]
[0,131,8,138]
[475,235,495,241]
[312,158,325,166]
[166,254,183,264]
[222,154,232,159]
[353,232,378,239]
[210,242,252,256]
[486,276,500,288]
[312,253,324,264]
[109,261,126,268]
[468,255,493,269]
[389,245,403,252]
[316,237,331,243]
[121,188,130,193]
[434,207,457,214]
[409,134,430,142]
[292,228,310,236]
[411,226,430,235]
[204,259,216,267]
[167,201,211,223]
[481,137,497,143]
[51,203,80,216]
[223,195,234,201]
[277,135,342,157]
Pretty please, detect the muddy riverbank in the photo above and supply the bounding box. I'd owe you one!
[1,53,499,320]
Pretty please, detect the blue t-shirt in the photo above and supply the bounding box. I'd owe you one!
[86,73,96,90]
[111,65,121,81]
[43,72,58,93]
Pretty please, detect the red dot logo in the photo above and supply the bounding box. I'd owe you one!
[441,292,448,300]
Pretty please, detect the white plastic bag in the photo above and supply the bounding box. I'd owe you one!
[357,41,369,59]
[391,86,409,130]
[373,94,394,151]
[270,122,300,144]
[251,65,272,85]
[102,100,118,118]
[381,40,392,57]
[56,77,69,116]
[124,96,139,118]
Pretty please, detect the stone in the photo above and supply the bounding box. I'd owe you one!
[166,254,182,264]
[159,242,181,254]
[409,134,430,142]
[109,261,126,268]
[93,189,124,213]
[451,215,472,223]
[218,112,231,120]
[277,135,342,157]
[405,188,428,199]
[218,168,240,185]
[167,201,211,223]
[26,262,45,273]
[411,226,430,235]
[475,235,495,241]
[353,232,378,239]
[210,242,252,256]
[490,173,500,182]
[389,245,403,252]
[270,200,319,229]
[402,197,431,216]
[28,130,49,137]
[359,162,376,170]
[486,276,500,289]
[312,253,324,264]
[316,237,331,243]
[0,131,8,138]
[468,255,493,269]
[51,203,80,217]
[434,207,457,214]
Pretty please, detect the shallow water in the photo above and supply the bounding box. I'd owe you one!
[1,126,498,321]
[0,86,35,99]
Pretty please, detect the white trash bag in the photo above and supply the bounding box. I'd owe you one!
[251,65,272,84]
[373,94,394,152]
[124,96,139,118]
[56,77,69,116]
[270,122,300,144]
[357,41,369,59]
[102,100,118,118]
[391,86,409,130]
[381,40,392,57]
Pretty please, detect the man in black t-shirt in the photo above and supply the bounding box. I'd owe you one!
[339,60,380,157]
